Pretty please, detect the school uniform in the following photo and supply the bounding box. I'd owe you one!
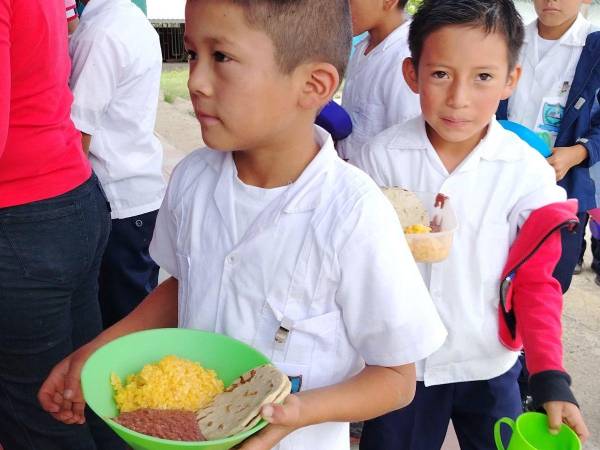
[353,117,566,450]
[338,21,420,162]
[498,15,600,292]
[149,126,447,450]
[69,0,166,327]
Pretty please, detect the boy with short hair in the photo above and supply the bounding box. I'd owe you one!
[38,1,447,449]
[353,1,589,448]
[337,0,420,161]
[497,0,600,293]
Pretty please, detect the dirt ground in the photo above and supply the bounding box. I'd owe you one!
[155,92,600,449]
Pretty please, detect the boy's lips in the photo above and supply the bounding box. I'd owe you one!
[441,117,471,127]
[195,110,220,126]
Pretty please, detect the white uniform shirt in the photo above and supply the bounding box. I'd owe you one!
[232,171,288,241]
[69,0,165,219]
[354,117,566,386]
[508,15,594,148]
[338,21,420,161]
[150,126,447,450]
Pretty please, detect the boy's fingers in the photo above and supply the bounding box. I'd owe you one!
[564,407,590,442]
[38,371,65,413]
[261,395,300,426]
[63,364,85,404]
[38,390,60,413]
[72,401,86,424]
[544,402,563,434]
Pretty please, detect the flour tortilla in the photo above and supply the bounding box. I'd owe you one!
[197,365,291,440]
[382,188,429,227]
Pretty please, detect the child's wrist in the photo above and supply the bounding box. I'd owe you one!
[529,370,578,409]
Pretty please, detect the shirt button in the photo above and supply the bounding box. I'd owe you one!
[226,254,237,265]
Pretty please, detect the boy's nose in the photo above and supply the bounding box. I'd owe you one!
[446,81,470,109]
[187,63,213,97]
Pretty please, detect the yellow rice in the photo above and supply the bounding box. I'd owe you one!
[111,355,224,413]
[404,224,432,234]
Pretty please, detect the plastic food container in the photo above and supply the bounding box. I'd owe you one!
[403,192,458,263]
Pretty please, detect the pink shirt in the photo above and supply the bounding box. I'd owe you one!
[0,0,91,208]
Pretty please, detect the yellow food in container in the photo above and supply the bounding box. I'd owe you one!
[404,224,432,234]
[111,355,224,413]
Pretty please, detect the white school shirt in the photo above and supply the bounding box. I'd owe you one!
[508,15,594,148]
[354,116,566,386]
[338,21,420,161]
[69,0,165,219]
[150,126,447,450]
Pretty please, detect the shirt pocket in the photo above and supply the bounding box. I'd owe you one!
[259,298,342,390]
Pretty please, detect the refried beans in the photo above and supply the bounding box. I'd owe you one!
[115,409,205,441]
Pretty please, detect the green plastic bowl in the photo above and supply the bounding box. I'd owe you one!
[81,328,270,450]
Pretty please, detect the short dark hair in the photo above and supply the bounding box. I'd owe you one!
[399,0,409,8]
[408,0,524,71]
[230,0,352,78]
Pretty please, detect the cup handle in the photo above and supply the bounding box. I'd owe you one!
[494,417,515,450]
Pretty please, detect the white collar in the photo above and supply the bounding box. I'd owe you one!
[525,14,591,48]
[388,115,524,165]
[207,125,338,214]
[354,19,412,56]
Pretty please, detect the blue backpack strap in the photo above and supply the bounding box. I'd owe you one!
[315,101,353,141]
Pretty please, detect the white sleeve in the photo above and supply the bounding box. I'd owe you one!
[149,180,180,279]
[336,189,447,367]
[69,32,122,134]
[509,156,567,232]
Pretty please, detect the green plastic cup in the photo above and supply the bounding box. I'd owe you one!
[81,328,271,450]
[494,412,581,450]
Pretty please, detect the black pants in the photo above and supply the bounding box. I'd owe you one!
[98,210,159,329]
[0,176,126,450]
[360,362,522,450]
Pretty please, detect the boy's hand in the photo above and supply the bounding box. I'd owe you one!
[38,347,91,425]
[544,401,590,442]
[234,394,303,450]
[547,145,588,181]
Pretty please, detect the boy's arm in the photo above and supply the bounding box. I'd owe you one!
[575,86,600,167]
[510,212,589,441]
[238,364,416,450]
[551,88,600,176]
[0,0,10,156]
[38,276,179,424]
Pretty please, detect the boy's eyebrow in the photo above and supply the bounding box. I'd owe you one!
[182,34,238,48]
[423,63,502,71]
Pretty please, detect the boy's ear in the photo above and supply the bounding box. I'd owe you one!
[383,0,400,11]
[402,57,419,94]
[501,64,522,100]
[297,62,340,110]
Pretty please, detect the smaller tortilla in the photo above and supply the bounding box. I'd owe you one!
[382,188,429,228]
[197,365,291,440]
